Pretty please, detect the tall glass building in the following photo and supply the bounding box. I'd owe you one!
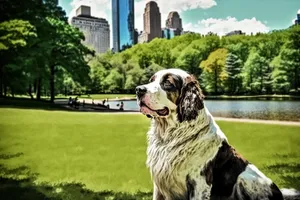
[112,0,135,52]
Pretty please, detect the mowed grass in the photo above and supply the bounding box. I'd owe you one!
[0,108,299,197]
[0,108,152,193]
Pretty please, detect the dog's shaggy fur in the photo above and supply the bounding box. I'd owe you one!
[136,69,300,200]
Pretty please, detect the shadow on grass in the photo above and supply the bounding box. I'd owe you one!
[0,152,24,160]
[264,154,300,190]
[0,97,72,112]
[0,153,152,200]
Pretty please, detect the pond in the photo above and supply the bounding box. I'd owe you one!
[107,100,300,122]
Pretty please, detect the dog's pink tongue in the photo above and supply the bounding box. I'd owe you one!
[157,108,168,115]
[140,106,155,115]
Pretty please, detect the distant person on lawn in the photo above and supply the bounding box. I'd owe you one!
[119,101,124,111]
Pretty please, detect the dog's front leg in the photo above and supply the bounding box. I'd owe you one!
[153,183,164,200]
[187,175,211,200]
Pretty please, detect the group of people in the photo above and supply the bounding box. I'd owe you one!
[68,96,81,109]
[68,96,124,111]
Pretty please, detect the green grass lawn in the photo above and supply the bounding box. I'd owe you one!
[0,108,299,199]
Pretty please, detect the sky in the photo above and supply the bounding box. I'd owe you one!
[59,0,300,47]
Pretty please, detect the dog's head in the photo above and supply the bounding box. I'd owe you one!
[136,69,204,122]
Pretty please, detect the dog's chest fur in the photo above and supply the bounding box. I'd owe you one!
[146,111,226,199]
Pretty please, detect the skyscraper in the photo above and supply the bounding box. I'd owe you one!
[161,11,183,40]
[143,1,161,42]
[166,11,183,32]
[112,0,135,52]
[295,13,300,25]
[71,6,110,54]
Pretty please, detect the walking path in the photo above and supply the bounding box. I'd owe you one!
[213,117,300,126]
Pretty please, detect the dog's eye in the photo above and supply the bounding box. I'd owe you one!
[149,76,156,83]
[164,80,174,89]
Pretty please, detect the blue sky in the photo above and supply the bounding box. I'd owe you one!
[59,0,299,43]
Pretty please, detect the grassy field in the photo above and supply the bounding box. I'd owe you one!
[0,108,299,199]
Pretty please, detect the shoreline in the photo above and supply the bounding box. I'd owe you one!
[81,95,300,101]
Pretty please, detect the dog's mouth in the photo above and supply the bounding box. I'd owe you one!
[140,102,169,117]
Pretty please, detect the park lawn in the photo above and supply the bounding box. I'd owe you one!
[0,108,300,199]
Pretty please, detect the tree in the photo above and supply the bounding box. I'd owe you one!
[200,48,228,94]
[41,17,94,102]
[271,55,290,94]
[279,26,300,94]
[225,53,243,94]
[142,63,164,83]
[243,50,272,94]
[102,69,124,93]
[0,20,37,97]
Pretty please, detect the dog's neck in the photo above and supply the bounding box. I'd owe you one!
[151,106,213,143]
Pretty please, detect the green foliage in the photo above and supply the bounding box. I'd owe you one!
[243,49,272,94]
[1,0,300,98]
[87,27,299,95]
[225,53,243,94]
[0,20,37,50]
[0,0,93,100]
[200,48,228,94]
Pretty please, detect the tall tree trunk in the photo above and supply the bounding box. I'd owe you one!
[64,86,67,96]
[294,66,299,91]
[0,66,3,97]
[33,79,37,94]
[36,77,41,100]
[28,84,34,99]
[4,85,7,97]
[260,66,263,94]
[214,67,218,94]
[50,65,55,103]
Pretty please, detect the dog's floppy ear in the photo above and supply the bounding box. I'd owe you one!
[176,75,205,123]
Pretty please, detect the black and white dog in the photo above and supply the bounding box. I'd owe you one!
[136,69,300,200]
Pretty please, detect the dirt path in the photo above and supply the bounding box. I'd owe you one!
[213,117,300,126]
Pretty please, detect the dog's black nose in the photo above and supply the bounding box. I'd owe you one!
[136,86,147,98]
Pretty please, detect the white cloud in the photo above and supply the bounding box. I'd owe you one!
[298,9,300,14]
[183,22,202,33]
[183,17,270,36]
[69,0,111,20]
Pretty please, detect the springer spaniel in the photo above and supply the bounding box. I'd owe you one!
[135,69,300,200]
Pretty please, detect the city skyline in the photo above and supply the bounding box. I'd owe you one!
[112,0,135,52]
[60,0,300,48]
[71,5,110,54]
[142,1,161,42]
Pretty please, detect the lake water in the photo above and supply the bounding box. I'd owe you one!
[108,100,300,121]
